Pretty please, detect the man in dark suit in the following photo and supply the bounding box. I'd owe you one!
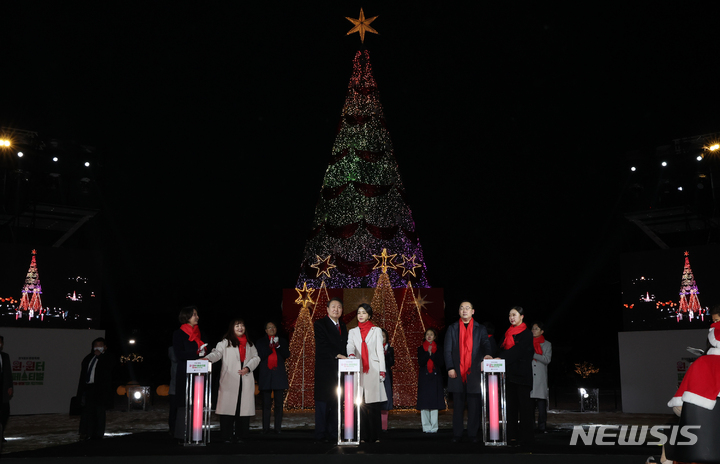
[444,301,492,443]
[0,336,13,443]
[77,337,112,441]
[314,297,348,442]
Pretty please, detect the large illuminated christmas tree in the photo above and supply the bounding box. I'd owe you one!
[678,251,701,317]
[295,48,430,289]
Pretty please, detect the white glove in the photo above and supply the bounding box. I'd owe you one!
[272,336,279,344]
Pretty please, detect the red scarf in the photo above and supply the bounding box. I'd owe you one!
[267,335,277,370]
[180,323,204,354]
[459,318,474,382]
[533,335,545,355]
[358,320,374,374]
[501,323,527,350]
[423,340,436,373]
[237,335,247,363]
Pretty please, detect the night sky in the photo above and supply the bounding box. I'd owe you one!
[3,3,720,387]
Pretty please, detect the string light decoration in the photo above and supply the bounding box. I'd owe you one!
[397,254,422,278]
[295,49,430,290]
[677,251,701,317]
[310,255,337,278]
[574,361,600,379]
[18,249,44,319]
[285,282,323,410]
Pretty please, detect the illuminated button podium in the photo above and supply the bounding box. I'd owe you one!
[184,360,212,446]
[337,358,361,446]
[481,359,507,446]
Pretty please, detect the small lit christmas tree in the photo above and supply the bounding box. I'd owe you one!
[18,249,43,320]
[678,251,701,318]
[285,283,316,409]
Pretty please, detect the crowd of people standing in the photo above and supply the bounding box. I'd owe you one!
[168,299,552,446]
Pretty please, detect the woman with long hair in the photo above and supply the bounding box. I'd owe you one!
[346,303,387,443]
[496,306,534,446]
[416,328,444,433]
[204,318,260,443]
[530,321,552,432]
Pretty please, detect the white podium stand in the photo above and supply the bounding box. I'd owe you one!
[337,358,361,446]
[481,359,507,446]
[184,360,212,446]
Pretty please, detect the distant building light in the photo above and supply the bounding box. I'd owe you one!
[84,162,90,167]
[661,161,667,167]
[697,155,703,161]
[17,152,23,158]
[631,166,636,171]
[53,157,58,162]
[678,187,683,191]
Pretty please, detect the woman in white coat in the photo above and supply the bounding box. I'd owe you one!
[347,303,386,443]
[530,322,552,432]
[205,318,260,443]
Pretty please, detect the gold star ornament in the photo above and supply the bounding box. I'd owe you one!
[372,248,397,274]
[310,255,337,278]
[397,254,422,277]
[294,282,316,309]
[346,8,378,44]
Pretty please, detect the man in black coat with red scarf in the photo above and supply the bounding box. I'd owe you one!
[314,297,348,442]
[444,301,492,443]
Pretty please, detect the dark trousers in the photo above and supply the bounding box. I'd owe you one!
[506,382,534,445]
[452,383,481,439]
[261,390,284,432]
[360,401,382,442]
[0,402,9,438]
[219,376,249,441]
[79,384,106,439]
[168,394,177,433]
[314,399,338,440]
[534,398,547,430]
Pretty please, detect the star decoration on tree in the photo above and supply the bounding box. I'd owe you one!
[397,254,422,277]
[294,282,316,309]
[345,8,378,44]
[414,291,433,312]
[310,255,337,278]
[372,248,397,274]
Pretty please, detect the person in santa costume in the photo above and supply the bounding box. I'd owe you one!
[662,321,720,464]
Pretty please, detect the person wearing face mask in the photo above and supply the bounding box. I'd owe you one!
[204,318,260,443]
[77,337,112,441]
[255,321,289,434]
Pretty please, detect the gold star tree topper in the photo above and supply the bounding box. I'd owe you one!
[346,8,378,43]
[294,282,316,309]
[372,248,397,274]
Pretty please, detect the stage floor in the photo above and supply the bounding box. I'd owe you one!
[1,406,676,464]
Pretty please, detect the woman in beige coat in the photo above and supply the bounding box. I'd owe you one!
[347,303,386,443]
[205,318,260,443]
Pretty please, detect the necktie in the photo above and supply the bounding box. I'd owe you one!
[86,356,98,383]
[337,323,341,334]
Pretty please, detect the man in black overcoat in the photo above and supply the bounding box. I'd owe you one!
[444,301,492,443]
[314,297,348,442]
[77,337,113,441]
[0,336,13,443]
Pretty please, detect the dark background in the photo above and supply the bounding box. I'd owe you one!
[2,2,720,392]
